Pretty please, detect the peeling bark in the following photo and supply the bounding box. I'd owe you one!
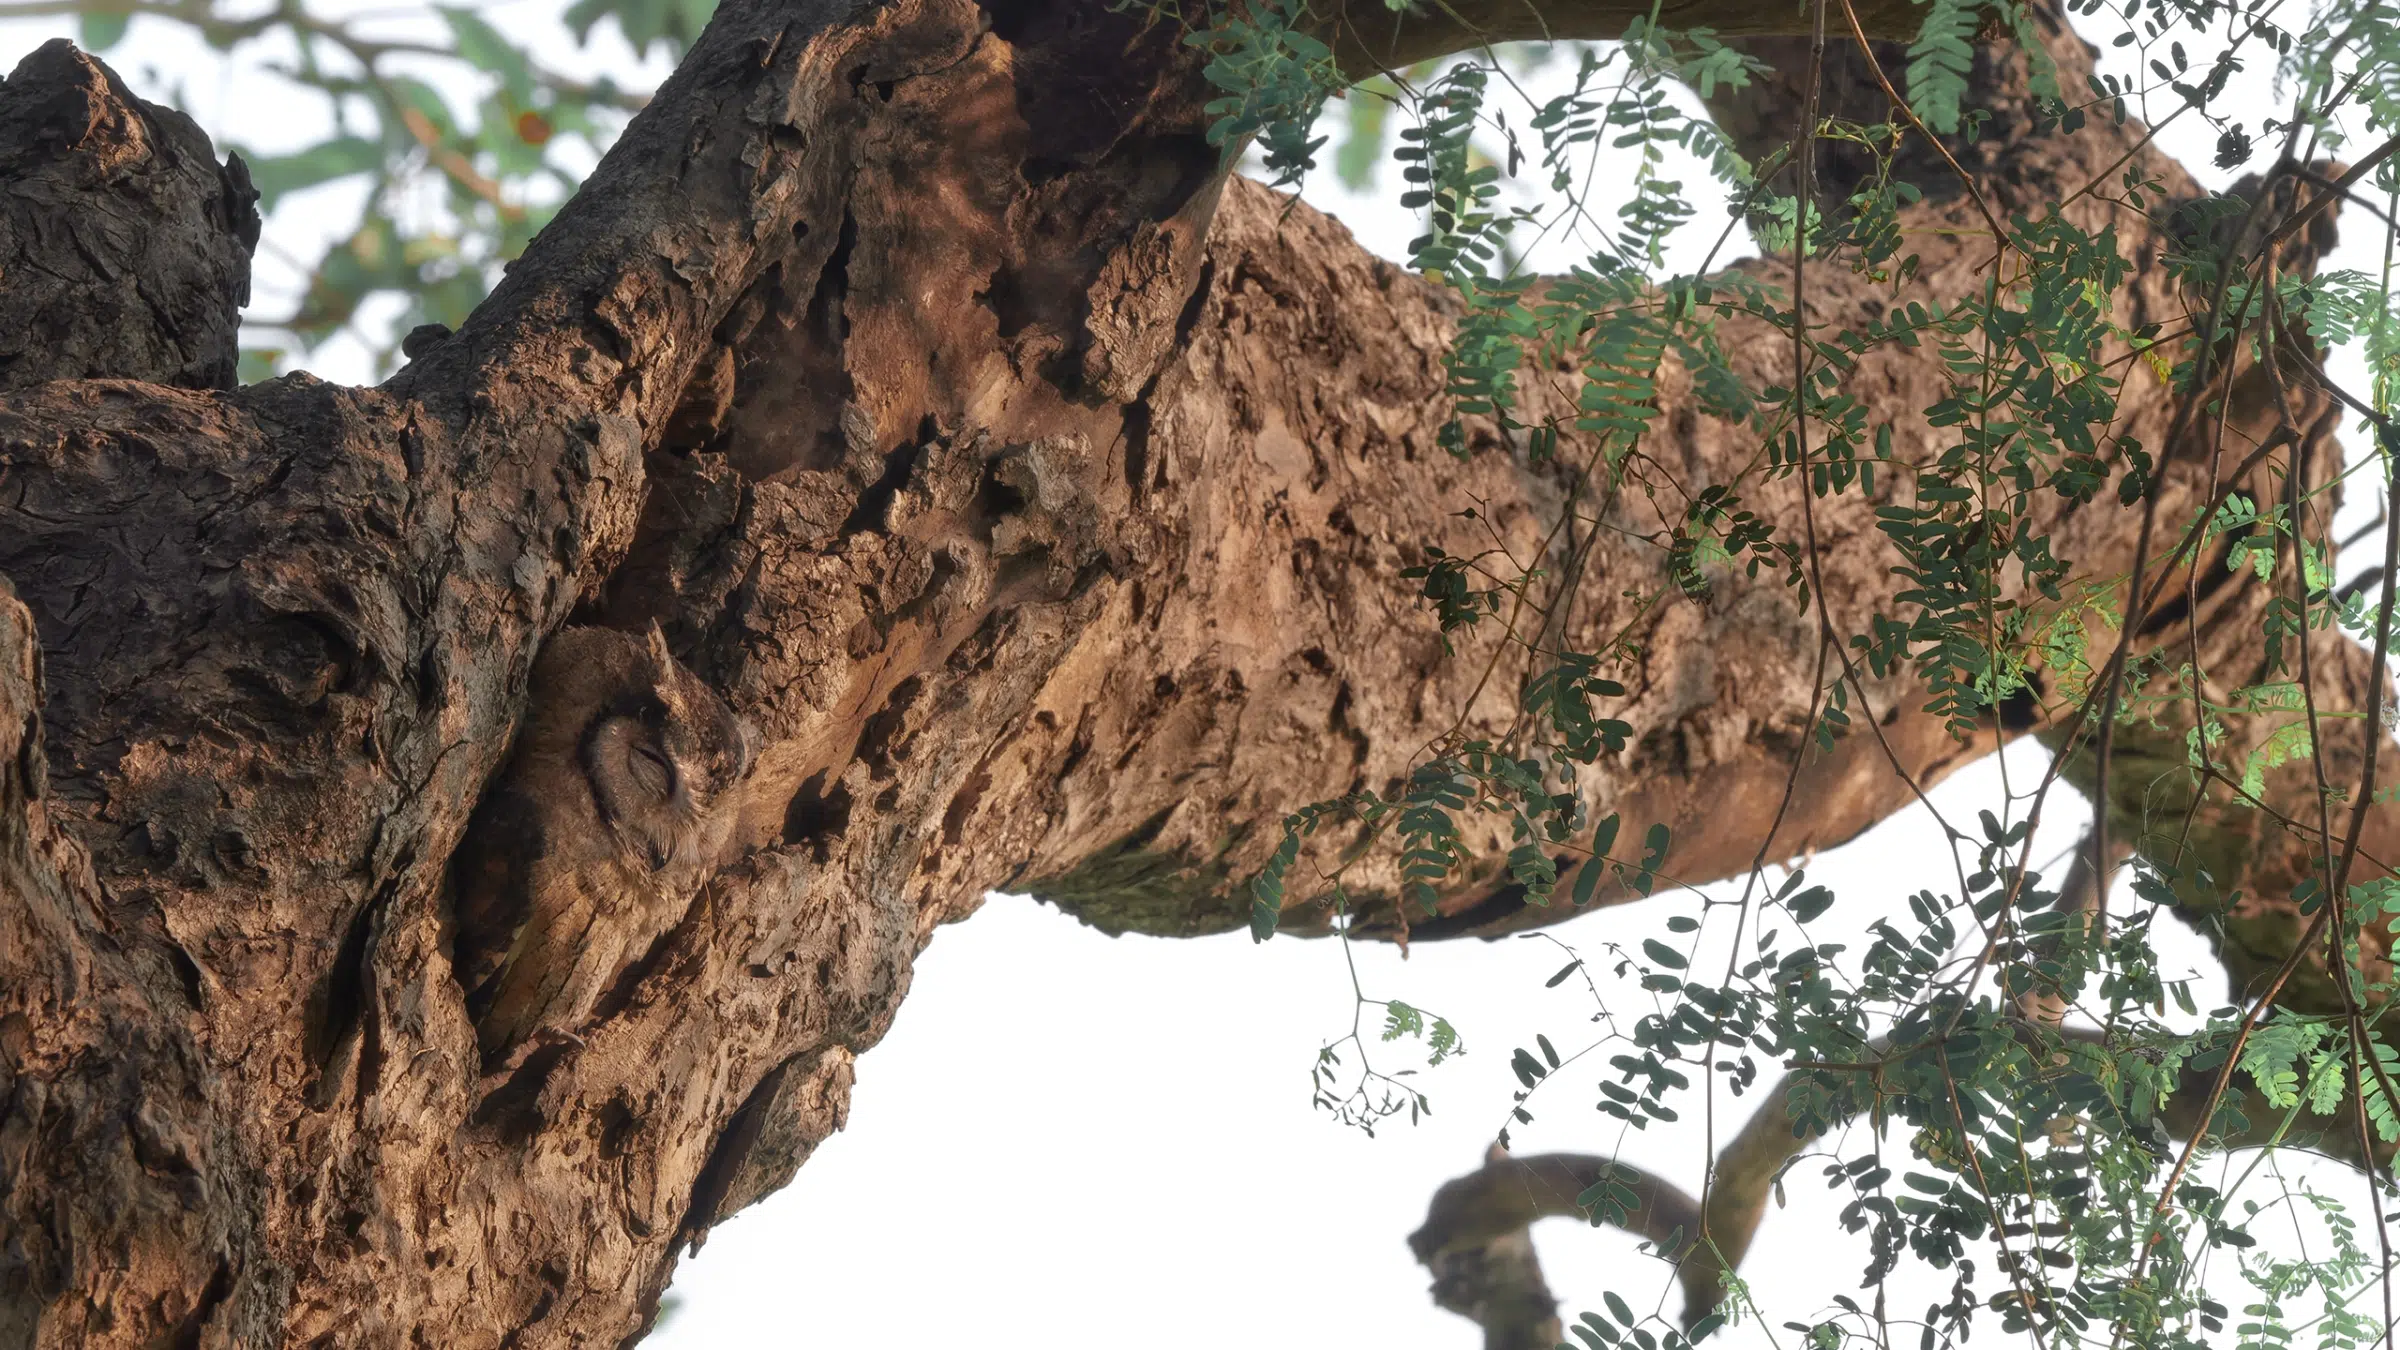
[0,0,2386,1341]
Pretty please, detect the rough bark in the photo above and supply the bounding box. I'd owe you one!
[1401,25,2396,1344]
[0,41,257,391]
[0,0,2386,1342]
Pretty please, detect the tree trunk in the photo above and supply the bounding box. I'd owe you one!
[0,0,2384,1343]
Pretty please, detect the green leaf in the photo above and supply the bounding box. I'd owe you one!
[1628,822,1671,896]
[1571,858,1605,907]
[1590,813,1622,861]
[240,137,385,210]
[1605,1291,1636,1326]
[1188,0,1339,187]
[1247,828,1300,943]
[1905,0,1979,135]
[1573,813,1622,906]
[1642,938,1688,970]
[1248,891,1279,942]
[78,8,131,50]
[2239,720,2313,799]
[440,7,538,107]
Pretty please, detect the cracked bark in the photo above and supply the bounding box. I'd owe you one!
[0,0,2387,1343]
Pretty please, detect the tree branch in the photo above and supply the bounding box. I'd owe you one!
[1315,0,1926,78]
[1411,1029,2397,1343]
[0,0,2390,1340]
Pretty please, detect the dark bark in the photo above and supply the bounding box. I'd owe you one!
[0,0,2385,1343]
[0,42,257,391]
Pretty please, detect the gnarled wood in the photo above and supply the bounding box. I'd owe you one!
[0,0,2388,1344]
[0,41,257,391]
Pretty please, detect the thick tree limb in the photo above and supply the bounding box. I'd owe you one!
[1008,8,2396,960]
[3,2,1222,1339]
[1314,0,1926,77]
[1413,1150,1701,1345]
[0,0,2390,1343]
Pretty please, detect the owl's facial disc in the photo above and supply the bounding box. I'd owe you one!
[581,715,703,874]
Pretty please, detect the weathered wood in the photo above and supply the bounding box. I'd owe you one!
[0,42,257,391]
[0,0,2386,1345]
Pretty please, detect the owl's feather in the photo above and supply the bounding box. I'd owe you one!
[453,624,755,1069]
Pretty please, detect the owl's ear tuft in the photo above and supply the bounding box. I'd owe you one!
[641,622,676,683]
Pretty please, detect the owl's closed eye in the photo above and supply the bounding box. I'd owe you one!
[582,673,752,872]
[452,622,758,1068]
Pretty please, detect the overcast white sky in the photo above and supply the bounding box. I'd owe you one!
[1,2,2393,1345]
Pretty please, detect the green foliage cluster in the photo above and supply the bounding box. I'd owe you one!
[1190,0,1344,185]
[1211,0,2400,1342]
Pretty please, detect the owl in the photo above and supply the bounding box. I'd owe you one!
[453,624,757,1069]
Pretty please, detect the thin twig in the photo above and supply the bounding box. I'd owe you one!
[1835,0,2013,265]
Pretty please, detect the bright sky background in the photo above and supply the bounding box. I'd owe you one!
[0,2,2393,1345]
